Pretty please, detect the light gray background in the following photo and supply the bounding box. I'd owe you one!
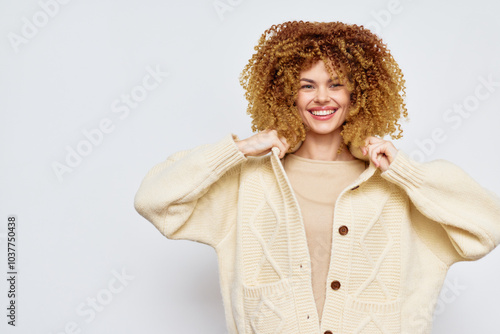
[1,0,500,333]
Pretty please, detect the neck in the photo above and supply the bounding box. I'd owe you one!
[293,129,356,161]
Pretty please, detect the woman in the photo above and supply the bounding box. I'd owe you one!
[134,21,500,333]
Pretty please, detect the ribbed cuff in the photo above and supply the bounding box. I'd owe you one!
[205,133,247,176]
[381,150,425,190]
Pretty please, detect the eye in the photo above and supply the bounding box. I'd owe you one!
[300,84,314,89]
[330,83,343,88]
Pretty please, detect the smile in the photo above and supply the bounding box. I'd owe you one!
[309,109,337,116]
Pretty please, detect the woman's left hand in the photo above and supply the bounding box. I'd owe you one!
[361,136,398,172]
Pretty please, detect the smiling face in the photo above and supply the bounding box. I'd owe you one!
[296,60,351,138]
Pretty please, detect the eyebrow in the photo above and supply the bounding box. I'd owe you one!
[300,77,339,83]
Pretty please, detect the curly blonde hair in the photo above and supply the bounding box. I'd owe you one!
[240,21,408,150]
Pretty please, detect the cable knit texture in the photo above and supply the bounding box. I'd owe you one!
[134,134,500,334]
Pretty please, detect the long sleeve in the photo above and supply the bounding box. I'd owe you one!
[134,134,247,248]
[381,150,500,265]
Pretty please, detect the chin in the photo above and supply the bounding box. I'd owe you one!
[307,126,342,135]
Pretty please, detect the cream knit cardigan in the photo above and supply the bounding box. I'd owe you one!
[134,134,500,334]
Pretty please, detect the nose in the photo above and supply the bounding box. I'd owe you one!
[314,86,330,104]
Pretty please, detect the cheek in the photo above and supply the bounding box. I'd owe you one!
[295,95,308,112]
[336,97,351,112]
[295,100,308,123]
[338,89,351,104]
[297,107,307,123]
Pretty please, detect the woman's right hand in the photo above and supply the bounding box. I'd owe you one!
[235,129,290,159]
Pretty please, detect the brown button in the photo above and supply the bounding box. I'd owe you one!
[338,225,349,235]
[331,280,341,290]
[324,331,333,334]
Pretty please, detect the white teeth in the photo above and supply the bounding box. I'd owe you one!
[310,109,336,116]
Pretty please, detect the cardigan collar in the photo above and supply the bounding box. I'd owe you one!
[287,139,370,162]
[270,146,379,192]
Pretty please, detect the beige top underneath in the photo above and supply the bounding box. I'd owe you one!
[283,153,366,321]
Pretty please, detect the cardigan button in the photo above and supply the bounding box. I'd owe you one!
[331,280,341,290]
[324,331,333,334]
[338,225,349,235]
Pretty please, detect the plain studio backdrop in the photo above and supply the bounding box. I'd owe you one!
[1,0,500,333]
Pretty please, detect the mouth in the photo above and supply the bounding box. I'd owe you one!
[307,107,338,117]
[308,109,337,116]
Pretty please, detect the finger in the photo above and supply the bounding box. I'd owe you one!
[383,142,398,163]
[363,137,377,155]
[254,148,272,157]
[363,138,370,155]
[369,142,385,167]
[267,130,288,159]
[362,145,369,156]
[279,135,289,147]
[279,136,290,156]
[274,138,287,159]
[364,136,376,147]
[267,129,278,137]
[372,142,394,160]
[370,148,380,167]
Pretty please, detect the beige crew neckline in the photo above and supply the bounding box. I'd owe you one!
[285,153,367,166]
